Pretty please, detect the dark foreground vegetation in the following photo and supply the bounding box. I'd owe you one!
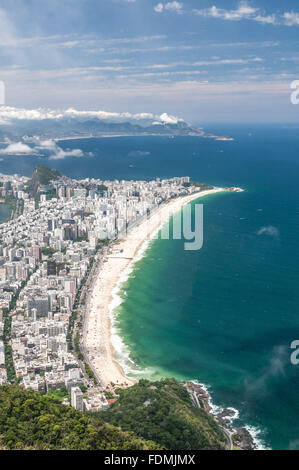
[101,378,226,450]
[0,378,226,450]
[0,385,160,450]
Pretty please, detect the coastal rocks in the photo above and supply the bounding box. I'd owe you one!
[232,428,255,450]
[215,408,237,426]
[184,382,255,450]
[183,382,211,412]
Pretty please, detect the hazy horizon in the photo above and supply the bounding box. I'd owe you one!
[0,0,299,123]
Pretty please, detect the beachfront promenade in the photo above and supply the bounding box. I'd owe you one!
[81,187,239,389]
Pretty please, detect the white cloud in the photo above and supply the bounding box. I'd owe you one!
[0,106,183,126]
[165,2,182,12]
[159,112,180,124]
[254,14,276,25]
[195,2,258,21]
[192,57,263,66]
[49,147,84,160]
[154,3,164,13]
[193,3,299,27]
[154,2,182,13]
[34,139,84,160]
[0,137,85,159]
[2,137,85,160]
[283,12,299,26]
[0,142,34,155]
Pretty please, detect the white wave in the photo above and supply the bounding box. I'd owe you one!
[244,425,270,450]
[190,380,270,449]
[108,227,162,379]
[105,212,271,450]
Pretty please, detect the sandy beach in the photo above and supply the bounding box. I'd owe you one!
[83,187,238,389]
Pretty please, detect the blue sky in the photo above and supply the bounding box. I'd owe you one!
[1,0,299,123]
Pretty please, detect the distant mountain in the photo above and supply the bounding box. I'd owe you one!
[0,106,204,140]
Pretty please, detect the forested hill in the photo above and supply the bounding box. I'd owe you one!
[0,385,160,450]
[0,379,227,450]
[100,378,227,450]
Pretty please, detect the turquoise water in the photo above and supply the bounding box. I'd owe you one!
[115,187,299,449]
[0,127,298,449]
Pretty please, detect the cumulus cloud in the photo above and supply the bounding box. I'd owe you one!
[256,226,280,237]
[165,1,182,12]
[0,106,183,126]
[154,3,164,13]
[254,14,276,25]
[0,142,34,155]
[154,2,182,14]
[159,112,180,124]
[0,137,84,160]
[194,2,258,21]
[34,139,84,160]
[49,147,84,160]
[283,12,299,26]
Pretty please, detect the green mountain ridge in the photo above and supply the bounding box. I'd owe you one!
[0,385,160,450]
[101,378,227,450]
[0,379,227,450]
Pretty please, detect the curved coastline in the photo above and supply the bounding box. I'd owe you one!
[83,187,235,388]
[82,185,269,448]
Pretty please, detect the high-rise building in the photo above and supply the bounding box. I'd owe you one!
[48,219,57,231]
[31,245,42,260]
[64,279,76,295]
[47,260,57,276]
[71,387,84,411]
[27,296,50,318]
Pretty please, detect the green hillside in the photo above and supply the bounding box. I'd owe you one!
[0,385,161,450]
[101,378,227,450]
[0,379,227,450]
[27,165,61,196]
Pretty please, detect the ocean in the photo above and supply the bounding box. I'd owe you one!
[0,126,298,449]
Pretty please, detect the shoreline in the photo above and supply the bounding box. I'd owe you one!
[54,131,235,143]
[83,187,242,389]
[82,185,269,449]
[54,133,204,144]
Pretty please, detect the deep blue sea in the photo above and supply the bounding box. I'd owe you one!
[1,126,299,449]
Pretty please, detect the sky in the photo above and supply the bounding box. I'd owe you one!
[0,0,299,123]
